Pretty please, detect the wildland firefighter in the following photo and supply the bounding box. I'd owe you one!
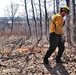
[43,6,70,64]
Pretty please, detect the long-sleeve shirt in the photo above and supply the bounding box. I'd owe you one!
[50,13,64,34]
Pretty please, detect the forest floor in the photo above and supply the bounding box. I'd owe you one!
[0,36,76,75]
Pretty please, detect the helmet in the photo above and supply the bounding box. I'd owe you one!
[62,6,69,11]
[60,6,70,13]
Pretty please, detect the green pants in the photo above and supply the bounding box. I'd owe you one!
[44,33,65,60]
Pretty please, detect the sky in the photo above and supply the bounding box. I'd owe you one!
[0,0,53,17]
[0,0,24,17]
[0,0,73,17]
[0,0,11,17]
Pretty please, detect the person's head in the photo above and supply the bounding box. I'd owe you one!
[60,6,70,17]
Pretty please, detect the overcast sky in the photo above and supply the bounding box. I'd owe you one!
[0,0,53,17]
[0,0,24,17]
[0,0,69,17]
[0,0,11,17]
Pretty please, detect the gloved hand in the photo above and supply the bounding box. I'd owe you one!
[62,16,66,26]
[63,16,66,21]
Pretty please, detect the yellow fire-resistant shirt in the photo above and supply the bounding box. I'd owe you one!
[50,13,64,34]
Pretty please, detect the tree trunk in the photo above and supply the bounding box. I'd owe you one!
[31,0,37,37]
[11,18,14,33]
[56,0,59,13]
[70,0,76,48]
[65,0,72,46]
[72,0,75,24]
[53,0,56,14]
[24,0,32,37]
[44,0,48,36]
[39,0,42,38]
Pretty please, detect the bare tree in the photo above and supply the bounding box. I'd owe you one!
[44,0,48,36]
[66,0,69,6]
[56,0,59,13]
[53,0,56,14]
[24,0,32,37]
[31,0,37,37]
[72,0,75,24]
[39,0,43,38]
[5,2,19,33]
[65,0,72,45]
[33,1,40,37]
[72,0,76,40]
[69,0,76,48]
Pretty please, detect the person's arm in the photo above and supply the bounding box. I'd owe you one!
[62,16,66,26]
[62,21,65,27]
[54,16,64,34]
[55,16,62,28]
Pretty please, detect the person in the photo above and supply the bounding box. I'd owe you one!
[43,6,70,64]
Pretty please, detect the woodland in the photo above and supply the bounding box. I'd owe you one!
[0,0,76,75]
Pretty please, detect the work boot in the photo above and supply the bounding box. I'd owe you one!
[56,57,66,63]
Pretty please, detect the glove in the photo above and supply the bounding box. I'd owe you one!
[63,16,66,21]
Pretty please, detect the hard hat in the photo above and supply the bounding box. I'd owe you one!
[61,6,70,13]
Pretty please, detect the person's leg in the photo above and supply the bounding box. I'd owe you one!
[56,40,65,63]
[44,33,60,64]
[44,44,57,64]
